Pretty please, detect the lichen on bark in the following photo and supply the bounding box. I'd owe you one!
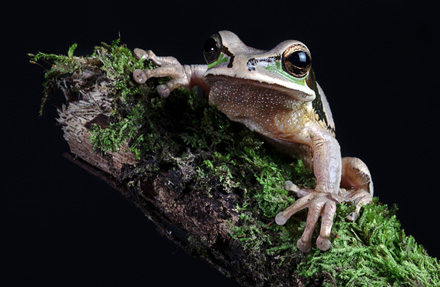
[31,39,440,286]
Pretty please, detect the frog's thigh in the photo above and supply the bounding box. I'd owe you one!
[341,157,373,195]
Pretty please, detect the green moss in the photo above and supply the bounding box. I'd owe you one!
[299,200,440,286]
[32,39,440,286]
[29,43,84,115]
[91,38,154,101]
[89,102,147,159]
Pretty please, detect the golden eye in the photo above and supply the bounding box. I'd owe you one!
[203,33,223,64]
[282,44,312,78]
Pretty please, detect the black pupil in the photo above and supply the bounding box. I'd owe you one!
[289,51,310,68]
[204,37,218,53]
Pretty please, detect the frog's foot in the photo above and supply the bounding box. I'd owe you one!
[275,189,339,252]
[340,157,374,221]
[341,188,373,221]
[132,48,189,97]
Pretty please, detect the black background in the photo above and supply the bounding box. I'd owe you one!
[4,1,435,286]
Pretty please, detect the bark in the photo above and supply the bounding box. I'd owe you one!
[54,70,311,287]
[40,46,439,287]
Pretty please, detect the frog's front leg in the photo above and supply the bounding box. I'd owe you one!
[276,129,373,252]
[276,124,343,252]
[132,48,209,97]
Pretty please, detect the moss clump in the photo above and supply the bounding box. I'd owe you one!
[32,39,440,286]
[92,38,154,101]
[300,200,440,286]
[30,43,85,115]
[88,102,147,159]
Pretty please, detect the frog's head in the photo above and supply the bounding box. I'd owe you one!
[203,30,317,102]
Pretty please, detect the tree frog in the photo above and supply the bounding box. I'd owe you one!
[132,31,373,252]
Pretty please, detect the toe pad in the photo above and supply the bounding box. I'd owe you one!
[275,212,288,226]
[316,236,331,251]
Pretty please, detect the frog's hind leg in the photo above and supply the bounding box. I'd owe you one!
[340,157,373,221]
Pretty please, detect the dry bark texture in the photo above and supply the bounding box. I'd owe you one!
[56,69,311,287]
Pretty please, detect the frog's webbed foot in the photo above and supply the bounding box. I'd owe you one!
[132,48,190,97]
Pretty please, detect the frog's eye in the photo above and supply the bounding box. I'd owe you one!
[203,33,223,64]
[282,44,312,78]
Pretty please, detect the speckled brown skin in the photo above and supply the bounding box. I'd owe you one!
[132,31,373,252]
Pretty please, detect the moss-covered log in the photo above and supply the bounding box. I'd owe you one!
[30,40,440,286]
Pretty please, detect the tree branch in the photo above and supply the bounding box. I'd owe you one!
[31,40,440,287]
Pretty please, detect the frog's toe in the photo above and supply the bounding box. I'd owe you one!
[316,200,336,251]
[284,180,311,198]
[157,77,190,97]
[297,238,313,253]
[316,235,331,251]
[133,69,147,84]
[342,189,373,222]
[275,212,288,226]
[133,48,148,60]
[133,49,165,66]
[296,195,328,252]
[275,193,315,225]
[284,180,299,192]
[346,212,357,222]
[276,192,338,252]
[157,85,171,97]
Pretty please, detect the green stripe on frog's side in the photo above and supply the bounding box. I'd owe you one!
[207,52,229,69]
[264,60,308,87]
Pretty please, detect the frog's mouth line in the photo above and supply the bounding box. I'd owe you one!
[205,75,313,102]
